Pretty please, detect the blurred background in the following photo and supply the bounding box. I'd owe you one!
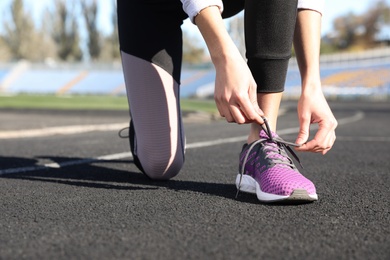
[0,0,389,109]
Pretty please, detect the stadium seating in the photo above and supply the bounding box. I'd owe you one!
[0,70,8,81]
[0,59,389,99]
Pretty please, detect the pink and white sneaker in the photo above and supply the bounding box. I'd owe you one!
[236,126,318,203]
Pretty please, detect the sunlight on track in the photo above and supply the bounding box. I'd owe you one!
[0,111,378,176]
[0,123,128,139]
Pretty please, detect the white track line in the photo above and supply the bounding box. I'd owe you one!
[0,111,365,176]
[336,136,390,142]
[186,111,365,149]
[0,123,129,139]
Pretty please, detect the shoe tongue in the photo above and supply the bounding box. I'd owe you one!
[259,130,278,140]
[259,130,288,163]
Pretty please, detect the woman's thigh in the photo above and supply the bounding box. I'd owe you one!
[117,0,187,82]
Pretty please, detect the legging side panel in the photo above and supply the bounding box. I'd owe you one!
[117,0,186,179]
[121,53,185,180]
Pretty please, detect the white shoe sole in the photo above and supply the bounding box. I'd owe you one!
[236,174,318,203]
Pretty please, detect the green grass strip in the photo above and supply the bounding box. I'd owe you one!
[0,94,218,114]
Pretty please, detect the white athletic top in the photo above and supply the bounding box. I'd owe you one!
[181,0,325,23]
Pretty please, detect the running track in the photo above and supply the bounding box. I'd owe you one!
[0,100,389,259]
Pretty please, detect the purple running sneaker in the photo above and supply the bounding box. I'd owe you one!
[235,122,318,203]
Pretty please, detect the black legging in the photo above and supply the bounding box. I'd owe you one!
[117,0,298,179]
[118,0,298,92]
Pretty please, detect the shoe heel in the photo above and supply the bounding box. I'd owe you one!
[235,174,256,194]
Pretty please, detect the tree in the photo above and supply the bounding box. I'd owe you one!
[0,0,56,61]
[48,0,83,61]
[227,13,245,58]
[331,13,362,49]
[81,0,101,60]
[362,0,390,46]
[0,37,12,61]
[2,0,36,60]
[108,1,120,60]
[328,0,390,50]
[182,31,206,64]
[99,0,120,62]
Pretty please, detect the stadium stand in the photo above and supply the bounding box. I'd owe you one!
[0,47,389,99]
[67,71,125,95]
[180,69,215,98]
[6,69,80,94]
[0,70,8,81]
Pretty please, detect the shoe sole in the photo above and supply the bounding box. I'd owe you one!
[236,174,318,203]
[129,120,148,177]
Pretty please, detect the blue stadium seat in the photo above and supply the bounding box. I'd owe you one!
[8,69,80,94]
[68,71,124,95]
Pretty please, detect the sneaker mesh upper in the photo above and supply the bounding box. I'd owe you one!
[239,130,316,196]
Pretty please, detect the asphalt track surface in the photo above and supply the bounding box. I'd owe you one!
[0,100,389,260]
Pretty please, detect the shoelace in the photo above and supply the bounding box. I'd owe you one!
[235,117,303,198]
[118,127,129,139]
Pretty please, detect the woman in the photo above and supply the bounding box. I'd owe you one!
[117,0,337,203]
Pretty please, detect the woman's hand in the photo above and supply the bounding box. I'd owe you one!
[213,54,264,124]
[293,10,337,154]
[195,6,264,125]
[295,86,337,154]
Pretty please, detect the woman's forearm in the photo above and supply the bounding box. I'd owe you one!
[194,6,243,66]
[293,9,322,90]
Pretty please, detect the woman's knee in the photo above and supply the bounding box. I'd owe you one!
[140,151,185,180]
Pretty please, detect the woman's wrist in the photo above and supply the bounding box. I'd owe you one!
[210,44,243,67]
[301,79,323,95]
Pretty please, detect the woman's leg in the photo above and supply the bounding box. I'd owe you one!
[236,0,317,203]
[248,93,282,142]
[117,0,187,180]
[244,0,298,142]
